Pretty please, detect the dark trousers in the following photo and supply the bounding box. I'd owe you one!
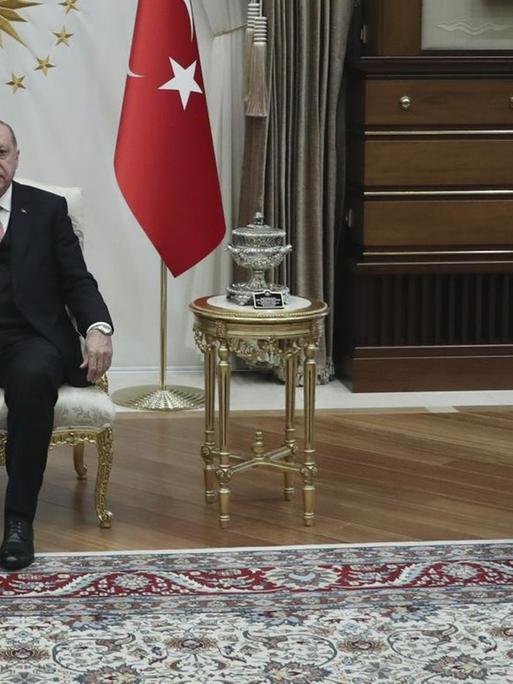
[0,332,65,522]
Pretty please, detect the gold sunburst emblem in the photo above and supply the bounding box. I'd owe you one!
[0,0,40,47]
[1,1,81,92]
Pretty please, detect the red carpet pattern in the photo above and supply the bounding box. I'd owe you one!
[1,542,513,682]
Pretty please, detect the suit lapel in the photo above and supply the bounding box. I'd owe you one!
[9,182,33,288]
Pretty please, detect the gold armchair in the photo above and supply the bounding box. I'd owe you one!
[0,179,115,528]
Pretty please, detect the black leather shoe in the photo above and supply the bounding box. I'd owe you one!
[0,518,34,571]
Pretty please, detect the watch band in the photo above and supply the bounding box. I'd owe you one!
[88,323,113,336]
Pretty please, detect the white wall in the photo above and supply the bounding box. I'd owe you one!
[0,0,245,377]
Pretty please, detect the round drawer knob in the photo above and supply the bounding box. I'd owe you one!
[510,96,513,109]
[399,95,412,111]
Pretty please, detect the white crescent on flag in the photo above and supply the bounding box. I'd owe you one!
[127,66,144,78]
[182,0,194,41]
[127,0,194,79]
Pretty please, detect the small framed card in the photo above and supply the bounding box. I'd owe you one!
[253,290,285,309]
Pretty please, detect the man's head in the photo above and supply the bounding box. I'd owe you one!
[0,121,19,198]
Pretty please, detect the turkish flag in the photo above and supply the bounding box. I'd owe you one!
[114,0,226,277]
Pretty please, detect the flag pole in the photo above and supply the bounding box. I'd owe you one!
[111,259,204,411]
[160,258,167,390]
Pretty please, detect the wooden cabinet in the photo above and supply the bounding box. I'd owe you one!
[335,1,513,391]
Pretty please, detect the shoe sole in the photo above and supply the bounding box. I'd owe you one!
[0,552,35,571]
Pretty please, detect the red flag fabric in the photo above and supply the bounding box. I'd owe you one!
[114,0,226,277]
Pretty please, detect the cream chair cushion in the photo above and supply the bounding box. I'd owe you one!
[0,385,115,432]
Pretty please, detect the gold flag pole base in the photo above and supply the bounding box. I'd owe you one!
[112,384,204,411]
[113,261,204,411]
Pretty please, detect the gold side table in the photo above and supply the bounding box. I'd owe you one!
[190,295,328,528]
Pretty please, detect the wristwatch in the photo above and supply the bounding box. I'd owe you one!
[89,323,113,336]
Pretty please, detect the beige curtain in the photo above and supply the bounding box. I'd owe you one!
[187,0,246,298]
[239,0,353,382]
[174,1,246,359]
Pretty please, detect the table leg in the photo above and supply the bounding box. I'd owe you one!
[302,342,318,526]
[217,341,231,528]
[201,335,217,503]
[283,348,297,501]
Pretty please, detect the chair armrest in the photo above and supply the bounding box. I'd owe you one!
[95,375,109,394]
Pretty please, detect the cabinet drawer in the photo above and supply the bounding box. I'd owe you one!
[361,199,513,247]
[362,79,513,127]
[362,139,513,187]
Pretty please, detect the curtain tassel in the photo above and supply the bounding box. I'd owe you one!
[245,14,269,118]
[244,0,261,102]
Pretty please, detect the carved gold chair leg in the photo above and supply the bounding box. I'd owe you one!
[95,426,114,528]
[73,443,88,480]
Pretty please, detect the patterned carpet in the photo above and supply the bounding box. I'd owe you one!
[1,542,513,683]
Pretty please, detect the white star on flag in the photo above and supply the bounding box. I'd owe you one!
[158,57,202,109]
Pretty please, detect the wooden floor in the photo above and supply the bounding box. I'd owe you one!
[3,407,513,552]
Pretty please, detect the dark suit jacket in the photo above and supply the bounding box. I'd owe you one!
[9,181,113,386]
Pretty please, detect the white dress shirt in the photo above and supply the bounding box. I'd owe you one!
[0,184,13,231]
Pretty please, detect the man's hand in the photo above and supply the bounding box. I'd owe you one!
[80,329,113,383]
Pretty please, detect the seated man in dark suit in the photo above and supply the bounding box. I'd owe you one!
[0,120,113,571]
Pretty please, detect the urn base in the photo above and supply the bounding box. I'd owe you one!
[226,282,290,306]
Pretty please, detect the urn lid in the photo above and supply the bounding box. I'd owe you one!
[232,212,286,239]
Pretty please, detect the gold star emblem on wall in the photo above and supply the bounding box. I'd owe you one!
[60,0,78,14]
[53,25,72,46]
[0,0,40,47]
[34,55,54,75]
[2,0,81,92]
[6,72,25,92]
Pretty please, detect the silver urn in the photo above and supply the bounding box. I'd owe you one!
[226,212,292,306]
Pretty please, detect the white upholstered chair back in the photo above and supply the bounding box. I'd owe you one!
[15,177,85,248]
